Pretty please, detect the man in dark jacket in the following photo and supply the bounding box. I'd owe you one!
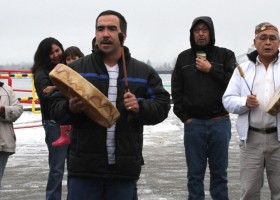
[49,10,170,200]
[171,16,236,199]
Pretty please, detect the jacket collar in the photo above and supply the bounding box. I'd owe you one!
[247,50,279,64]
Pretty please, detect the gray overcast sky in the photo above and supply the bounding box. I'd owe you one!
[1,0,280,66]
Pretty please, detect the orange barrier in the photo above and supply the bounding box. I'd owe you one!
[0,73,33,78]
[18,97,40,104]
[0,76,12,86]
[14,124,42,129]
[14,119,42,129]
[0,70,40,114]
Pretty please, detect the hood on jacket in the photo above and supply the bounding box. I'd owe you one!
[190,16,215,53]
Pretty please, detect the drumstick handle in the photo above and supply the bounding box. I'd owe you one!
[121,49,129,92]
[118,32,129,92]
[236,64,253,95]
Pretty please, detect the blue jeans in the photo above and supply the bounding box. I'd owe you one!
[184,116,231,200]
[43,120,68,200]
[68,177,135,200]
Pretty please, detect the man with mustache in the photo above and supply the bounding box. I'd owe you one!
[223,22,280,199]
[171,16,236,199]
[49,10,170,200]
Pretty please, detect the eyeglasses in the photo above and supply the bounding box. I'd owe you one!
[257,34,279,42]
[193,28,209,34]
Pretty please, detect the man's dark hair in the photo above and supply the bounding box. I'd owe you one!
[96,10,127,34]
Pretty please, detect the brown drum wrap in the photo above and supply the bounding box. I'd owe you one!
[49,64,120,128]
[266,85,280,116]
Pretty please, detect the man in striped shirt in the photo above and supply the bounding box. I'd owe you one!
[49,10,170,200]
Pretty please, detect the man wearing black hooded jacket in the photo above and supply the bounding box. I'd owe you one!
[171,16,236,199]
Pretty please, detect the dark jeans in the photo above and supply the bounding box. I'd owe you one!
[133,180,138,200]
[68,177,135,200]
[0,152,9,190]
[184,116,231,200]
[43,120,68,200]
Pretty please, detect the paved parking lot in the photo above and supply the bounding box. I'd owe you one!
[1,112,271,200]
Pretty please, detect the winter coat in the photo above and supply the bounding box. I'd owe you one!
[0,82,23,153]
[33,65,55,120]
[171,16,236,122]
[223,51,280,141]
[49,47,171,180]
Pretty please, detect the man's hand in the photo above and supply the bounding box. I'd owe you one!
[184,118,192,124]
[246,94,259,109]
[0,106,5,115]
[68,90,85,113]
[43,86,56,93]
[123,91,139,113]
[196,58,212,73]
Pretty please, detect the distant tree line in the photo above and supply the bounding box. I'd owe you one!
[145,58,176,74]
[0,62,32,71]
[0,58,176,74]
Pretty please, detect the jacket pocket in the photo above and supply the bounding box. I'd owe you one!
[116,156,142,178]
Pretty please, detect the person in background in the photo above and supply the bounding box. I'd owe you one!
[223,22,280,200]
[0,82,23,191]
[51,46,85,147]
[31,37,68,200]
[63,46,84,65]
[49,10,170,200]
[171,16,236,199]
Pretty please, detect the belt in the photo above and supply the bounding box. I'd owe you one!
[211,114,230,120]
[249,126,277,134]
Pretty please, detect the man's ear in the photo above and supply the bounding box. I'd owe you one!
[122,33,127,42]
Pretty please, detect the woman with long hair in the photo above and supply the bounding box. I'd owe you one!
[31,37,68,200]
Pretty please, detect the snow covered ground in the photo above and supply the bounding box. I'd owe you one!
[1,109,272,200]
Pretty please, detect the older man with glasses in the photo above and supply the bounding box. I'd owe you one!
[223,22,280,200]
